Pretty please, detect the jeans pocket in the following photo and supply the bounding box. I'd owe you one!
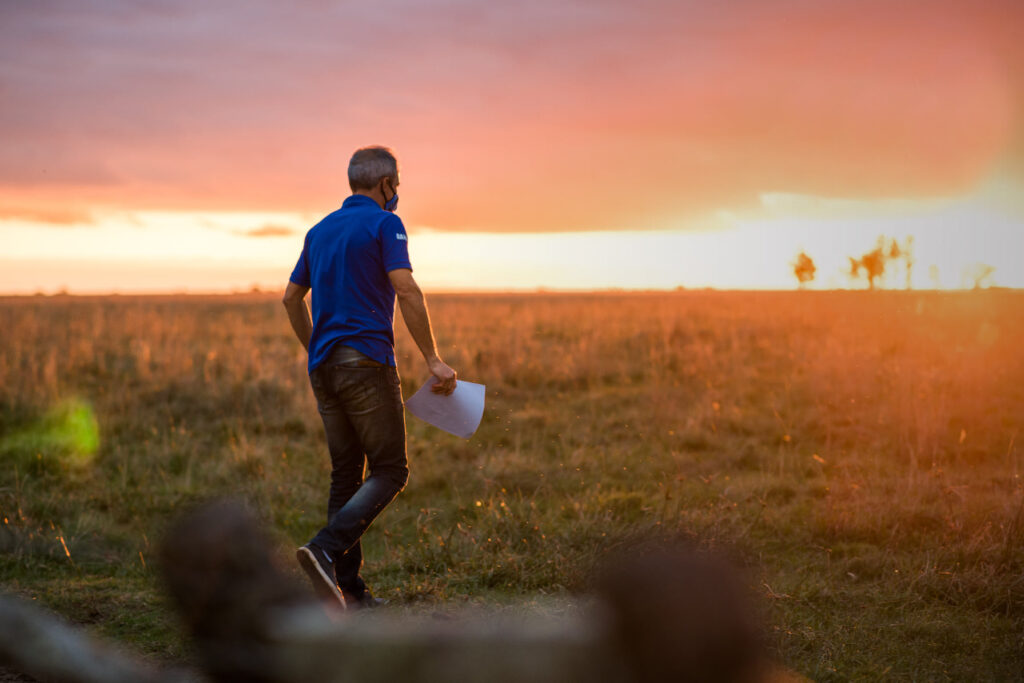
[384,368,403,403]
[309,367,328,406]
[342,367,385,415]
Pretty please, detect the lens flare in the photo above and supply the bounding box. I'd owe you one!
[0,398,100,468]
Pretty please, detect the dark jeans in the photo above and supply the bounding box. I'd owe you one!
[307,344,408,595]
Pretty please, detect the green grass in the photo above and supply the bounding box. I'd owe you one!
[1,291,1022,680]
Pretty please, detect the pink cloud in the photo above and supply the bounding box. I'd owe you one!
[0,0,1019,231]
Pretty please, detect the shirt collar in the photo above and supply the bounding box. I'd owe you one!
[342,194,380,209]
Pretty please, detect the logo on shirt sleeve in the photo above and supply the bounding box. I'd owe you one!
[396,233,407,241]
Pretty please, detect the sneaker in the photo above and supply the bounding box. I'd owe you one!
[342,588,388,610]
[296,544,346,608]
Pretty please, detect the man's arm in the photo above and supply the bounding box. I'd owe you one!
[388,268,457,395]
[282,281,312,351]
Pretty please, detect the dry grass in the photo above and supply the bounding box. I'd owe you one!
[1,290,1022,680]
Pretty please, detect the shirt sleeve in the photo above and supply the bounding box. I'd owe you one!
[289,233,311,287]
[380,214,413,273]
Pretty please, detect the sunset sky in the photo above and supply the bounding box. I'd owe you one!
[1,0,1022,292]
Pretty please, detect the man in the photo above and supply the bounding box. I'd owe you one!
[283,145,457,609]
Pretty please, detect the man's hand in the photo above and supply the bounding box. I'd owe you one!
[428,357,457,396]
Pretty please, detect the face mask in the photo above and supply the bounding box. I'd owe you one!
[383,180,399,212]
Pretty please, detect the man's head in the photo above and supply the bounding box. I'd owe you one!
[348,146,400,211]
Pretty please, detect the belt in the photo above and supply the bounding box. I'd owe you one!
[329,344,386,368]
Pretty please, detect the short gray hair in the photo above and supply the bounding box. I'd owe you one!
[348,146,399,191]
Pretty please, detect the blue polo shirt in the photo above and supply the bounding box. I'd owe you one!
[289,194,412,372]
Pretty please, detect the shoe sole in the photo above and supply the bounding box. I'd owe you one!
[296,547,346,609]
[341,593,388,610]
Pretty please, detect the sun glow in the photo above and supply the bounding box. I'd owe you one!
[2,186,1018,294]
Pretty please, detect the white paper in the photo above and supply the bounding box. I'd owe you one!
[405,378,486,439]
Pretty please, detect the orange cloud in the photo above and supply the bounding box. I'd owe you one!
[235,224,297,238]
[0,205,94,225]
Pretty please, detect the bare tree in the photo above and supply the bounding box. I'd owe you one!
[792,251,816,289]
[965,263,996,289]
[887,239,901,262]
[849,239,887,290]
[848,236,913,290]
[903,236,915,289]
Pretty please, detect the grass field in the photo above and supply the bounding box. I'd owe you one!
[1,290,1022,680]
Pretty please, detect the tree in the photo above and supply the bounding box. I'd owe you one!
[848,235,914,290]
[965,263,996,289]
[849,239,887,290]
[792,251,816,288]
[902,236,915,289]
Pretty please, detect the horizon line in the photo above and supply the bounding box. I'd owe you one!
[2,286,1019,299]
